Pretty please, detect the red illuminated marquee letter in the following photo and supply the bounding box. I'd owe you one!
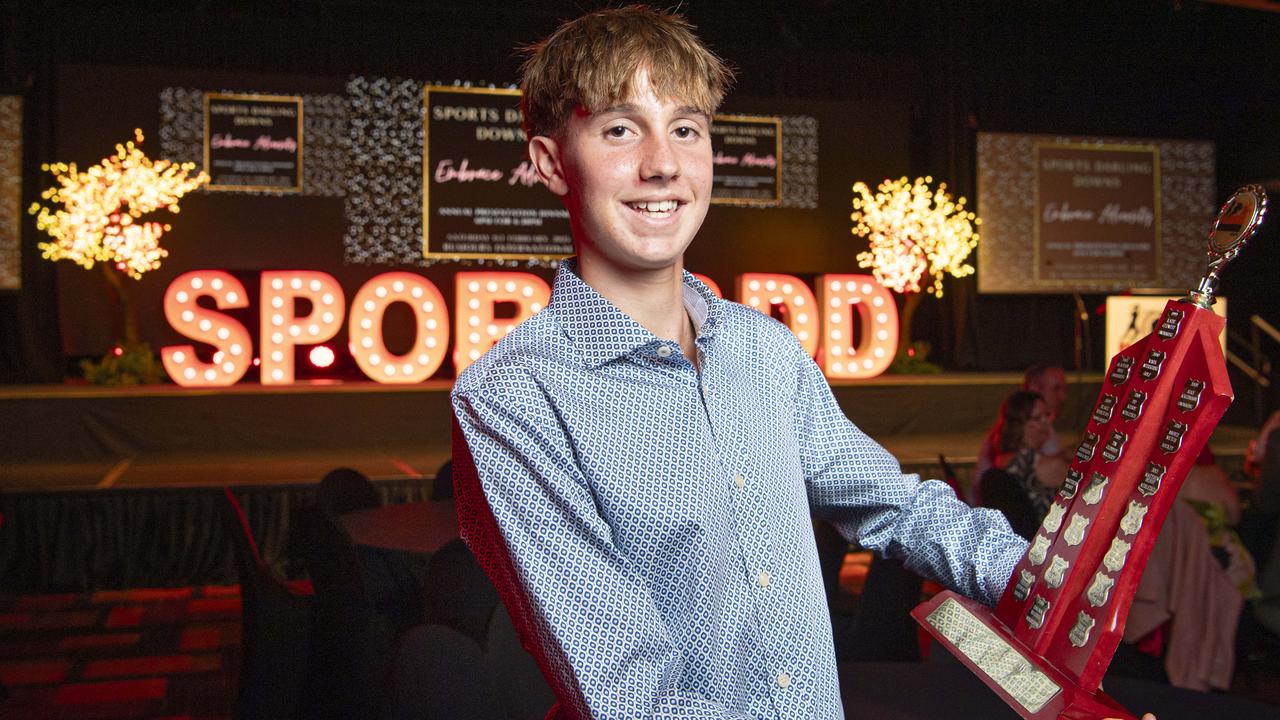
[453,272,551,373]
[162,271,254,387]
[737,273,820,358]
[818,274,897,379]
[348,272,450,383]
[260,271,345,385]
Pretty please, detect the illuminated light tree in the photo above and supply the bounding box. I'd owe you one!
[29,129,208,382]
[851,175,979,369]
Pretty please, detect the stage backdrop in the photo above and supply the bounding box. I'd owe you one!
[976,132,1215,294]
[51,65,908,371]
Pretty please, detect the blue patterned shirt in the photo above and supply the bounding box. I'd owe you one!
[452,260,1026,719]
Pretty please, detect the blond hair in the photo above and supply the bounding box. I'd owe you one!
[519,5,735,138]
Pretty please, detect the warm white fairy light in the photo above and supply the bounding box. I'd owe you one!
[29,129,209,279]
[850,176,979,298]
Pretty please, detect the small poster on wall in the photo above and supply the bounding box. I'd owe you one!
[711,115,782,206]
[204,93,303,192]
[422,85,572,262]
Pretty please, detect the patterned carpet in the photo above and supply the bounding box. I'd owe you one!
[0,586,239,720]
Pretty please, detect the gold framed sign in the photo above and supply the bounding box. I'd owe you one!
[710,114,782,206]
[422,85,571,262]
[1032,142,1161,289]
[203,92,303,192]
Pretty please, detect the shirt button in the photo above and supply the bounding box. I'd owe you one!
[656,345,672,358]
[756,571,771,588]
[733,473,746,489]
[776,672,791,688]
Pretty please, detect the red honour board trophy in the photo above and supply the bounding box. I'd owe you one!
[912,186,1269,719]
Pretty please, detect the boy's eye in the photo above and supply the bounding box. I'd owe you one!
[606,125,630,138]
[674,126,698,139]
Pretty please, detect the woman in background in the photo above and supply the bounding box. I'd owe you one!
[977,390,1067,539]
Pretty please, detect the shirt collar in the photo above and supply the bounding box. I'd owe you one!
[549,258,723,368]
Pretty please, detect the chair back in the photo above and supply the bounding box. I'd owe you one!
[483,603,555,720]
[220,488,264,596]
[218,487,317,720]
[385,623,503,720]
[317,467,379,517]
[422,537,498,646]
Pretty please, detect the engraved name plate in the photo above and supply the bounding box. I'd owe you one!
[1140,350,1166,380]
[1076,432,1100,463]
[1101,430,1128,463]
[1177,379,1205,413]
[1069,612,1096,647]
[1087,572,1115,608]
[1061,468,1083,500]
[1082,472,1109,505]
[1157,308,1184,340]
[1121,389,1148,421]
[925,598,1061,713]
[1026,595,1050,629]
[1139,462,1166,496]
[1013,569,1035,601]
[1093,394,1118,424]
[1109,355,1135,386]
[1160,420,1188,453]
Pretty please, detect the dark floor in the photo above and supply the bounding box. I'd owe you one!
[1,572,1277,719]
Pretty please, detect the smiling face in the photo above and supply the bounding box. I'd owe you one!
[529,69,713,279]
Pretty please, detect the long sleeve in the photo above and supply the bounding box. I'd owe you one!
[788,342,1027,607]
[452,380,749,720]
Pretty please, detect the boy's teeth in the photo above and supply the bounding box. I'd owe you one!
[632,200,677,212]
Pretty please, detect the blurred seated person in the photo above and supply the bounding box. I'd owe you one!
[1247,410,1280,639]
[972,364,1068,503]
[1241,410,1280,566]
[977,390,1067,539]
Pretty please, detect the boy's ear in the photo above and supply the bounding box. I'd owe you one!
[528,135,569,197]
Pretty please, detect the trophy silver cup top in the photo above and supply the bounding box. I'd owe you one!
[1187,185,1268,308]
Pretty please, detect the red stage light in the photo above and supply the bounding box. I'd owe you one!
[112,346,124,356]
[309,345,336,369]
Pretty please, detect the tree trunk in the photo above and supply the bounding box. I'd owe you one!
[897,291,922,360]
[99,263,139,346]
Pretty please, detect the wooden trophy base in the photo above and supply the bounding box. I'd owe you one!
[911,591,1136,720]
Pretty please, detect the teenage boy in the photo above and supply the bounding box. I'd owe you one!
[452,6,1026,719]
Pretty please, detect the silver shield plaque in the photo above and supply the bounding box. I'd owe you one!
[1041,503,1066,534]
[1029,534,1050,566]
[1082,472,1109,505]
[1045,555,1069,588]
[1103,537,1132,573]
[1064,513,1090,546]
[1120,501,1149,536]
[1087,572,1115,608]
[1069,612,1096,648]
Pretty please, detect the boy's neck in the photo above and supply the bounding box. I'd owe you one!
[578,258,696,352]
